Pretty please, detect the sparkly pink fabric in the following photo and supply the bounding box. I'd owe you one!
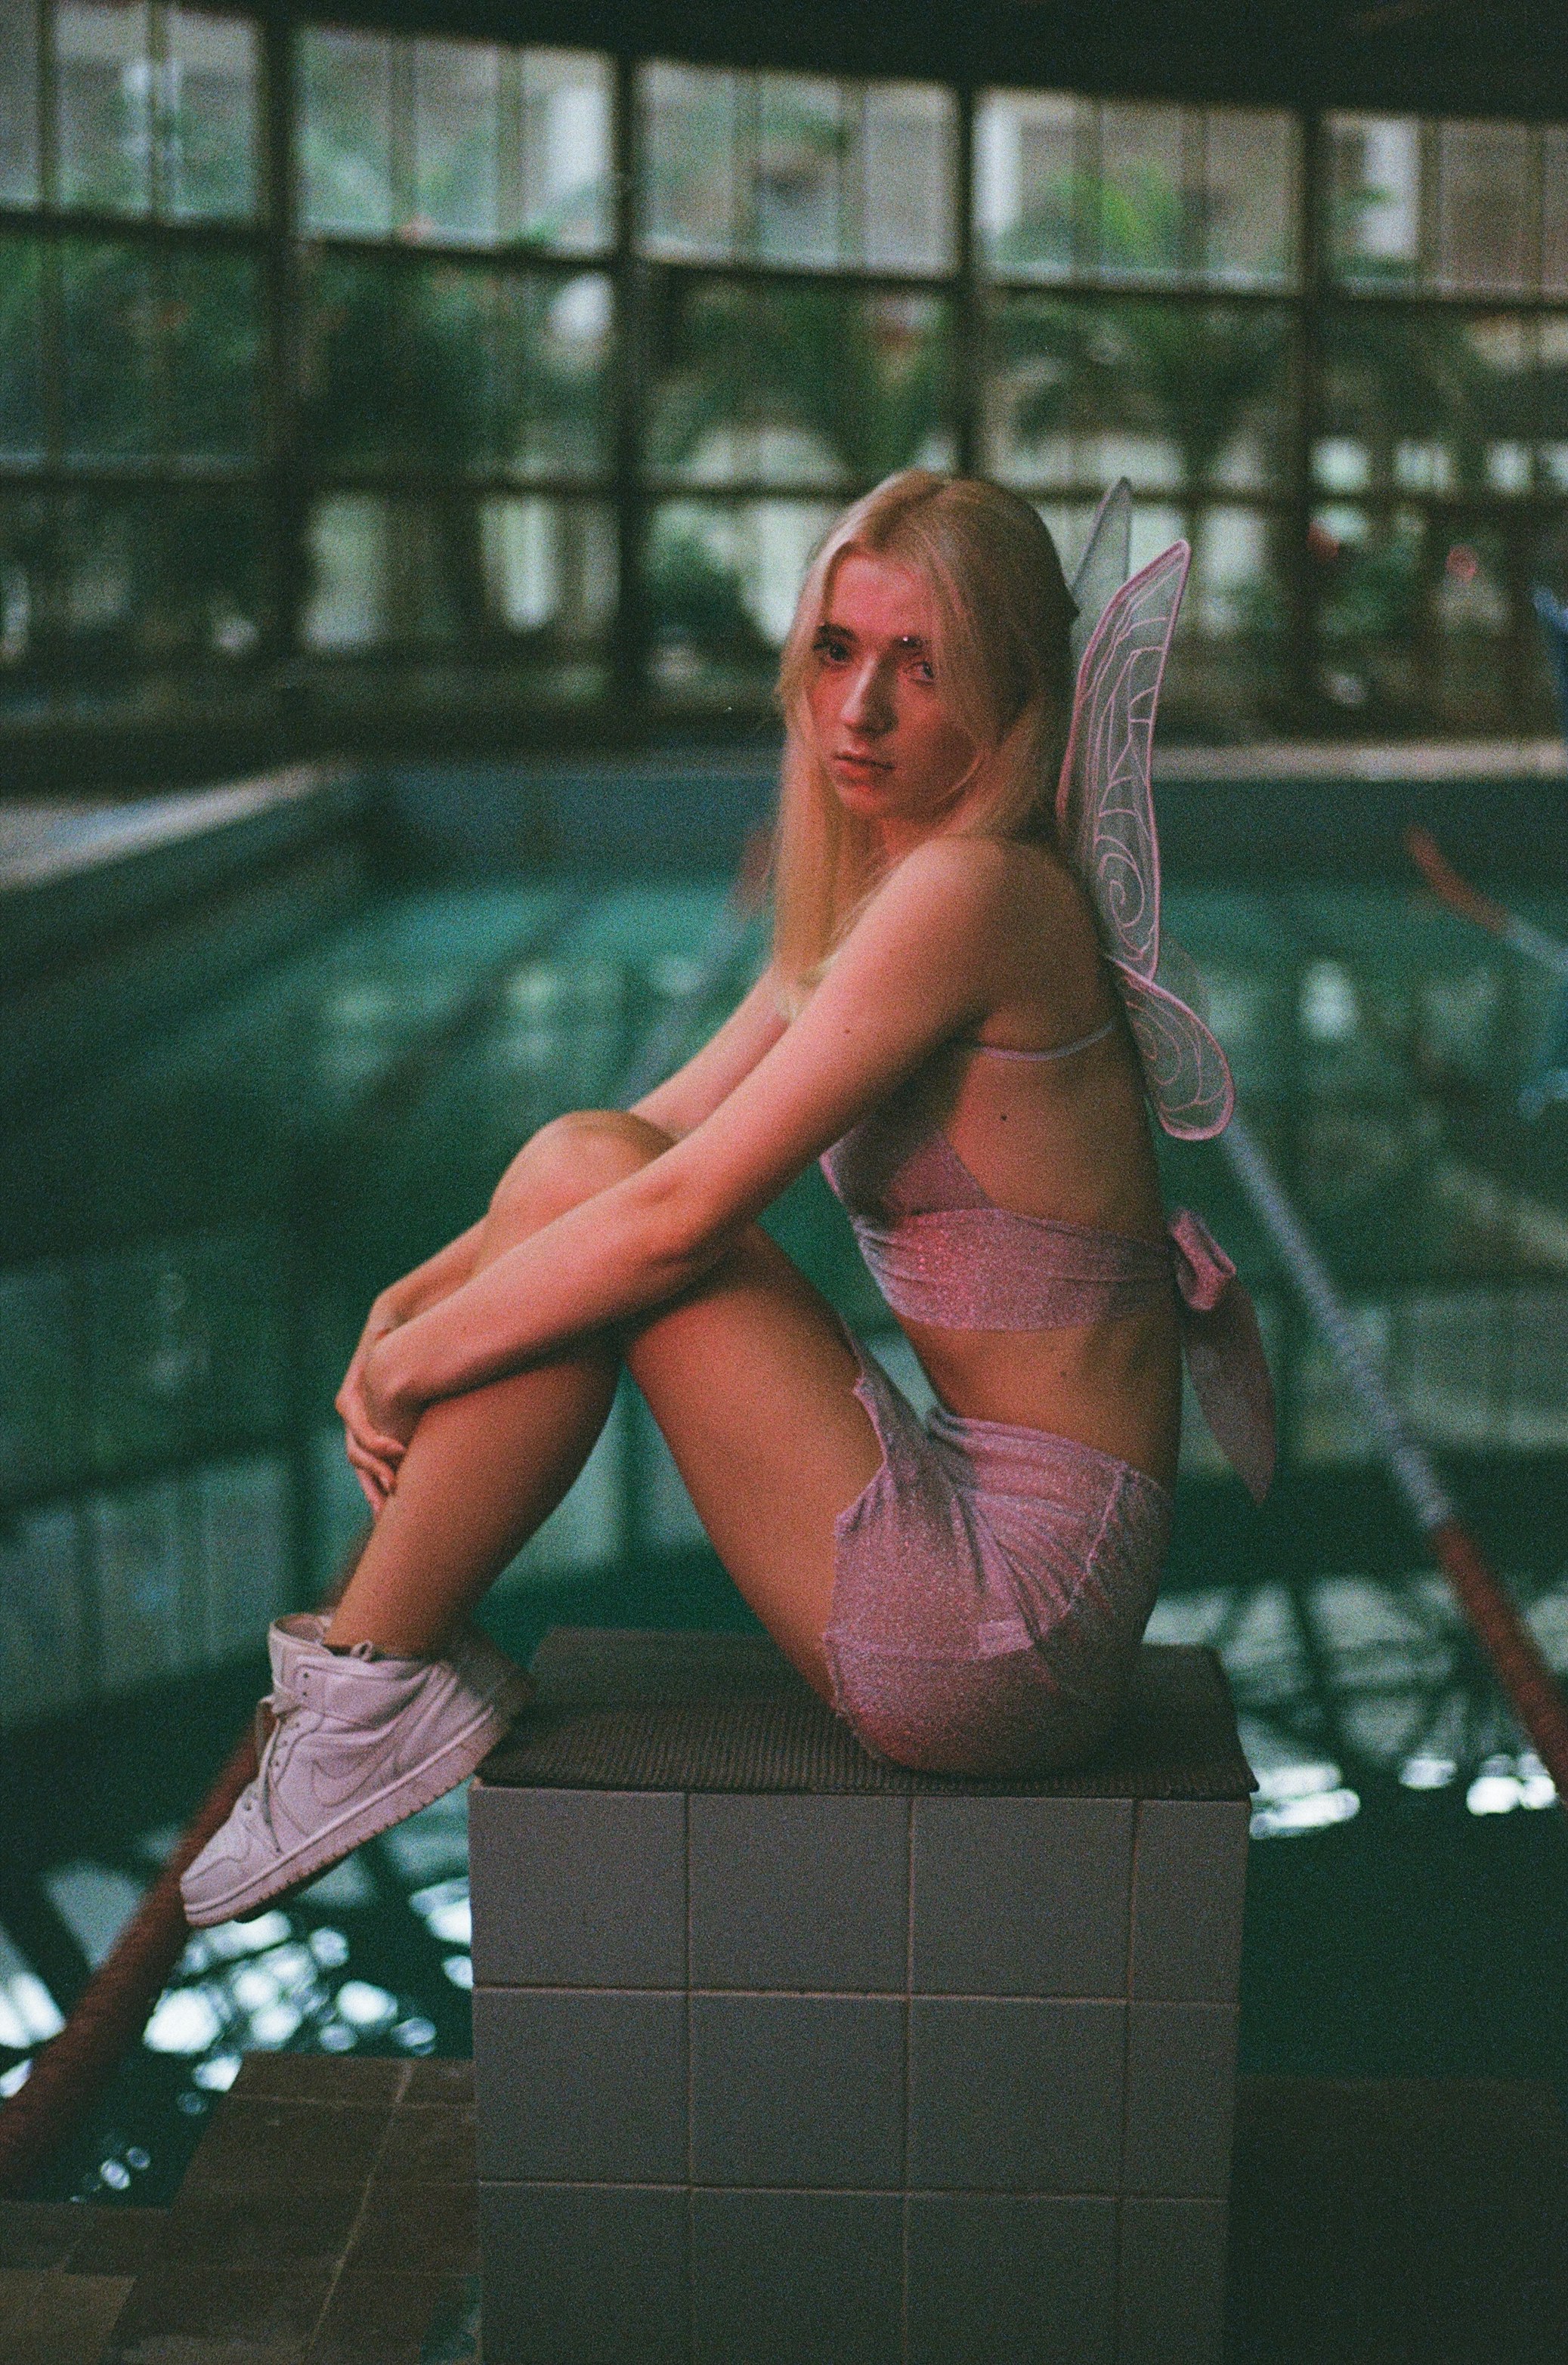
[825,1347,1172,1776]
[820,1105,1276,1501]
[821,1107,1171,1328]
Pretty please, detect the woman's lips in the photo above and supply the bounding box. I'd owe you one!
[834,750,892,773]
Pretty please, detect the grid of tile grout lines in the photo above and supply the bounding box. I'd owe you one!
[469,1778,1249,2365]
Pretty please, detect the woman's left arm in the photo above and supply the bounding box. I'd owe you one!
[361,842,1016,1443]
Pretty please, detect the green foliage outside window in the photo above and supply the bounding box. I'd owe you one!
[2,17,1566,731]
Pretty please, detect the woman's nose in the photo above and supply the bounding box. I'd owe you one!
[843,660,892,735]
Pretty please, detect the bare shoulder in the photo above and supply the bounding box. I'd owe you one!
[868,833,1028,933]
[886,834,1090,937]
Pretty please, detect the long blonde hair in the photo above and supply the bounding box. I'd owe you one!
[771,471,1077,1006]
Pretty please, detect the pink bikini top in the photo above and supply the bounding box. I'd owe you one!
[819,1027,1276,1501]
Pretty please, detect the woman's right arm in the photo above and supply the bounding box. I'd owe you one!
[338,1225,484,1504]
[373,1225,484,1326]
[364,966,783,1343]
[629,967,788,1140]
[348,1223,484,1375]
[339,968,785,1505]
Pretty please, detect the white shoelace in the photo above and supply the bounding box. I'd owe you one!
[250,1677,302,1840]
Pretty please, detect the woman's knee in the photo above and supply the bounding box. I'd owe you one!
[489,1108,673,1228]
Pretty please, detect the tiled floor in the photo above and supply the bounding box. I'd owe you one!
[3,2060,1564,2363]
[0,2055,481,2365]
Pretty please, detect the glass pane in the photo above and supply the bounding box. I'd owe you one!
[646,277,951,486]
[0,487,264,682]
[302,495,463,648]
[1428,517,1515,730]
[493,273,612,478]
[303,493,391,648]
[403,264,504,465]
[1319,311,1536,496]
[164,8,258,221]
[515,50,613,252]
[0,0,41,205]
[646,497,835,697]
[0,1269,77,1504]
[974,90,1081,280]
[57,0,153,215]
[1436,120,1536,295]
[1539,315,1568,493]
[1203,109,1297,287]
[1462,316,1536,492]
[144,494,261,664]
[1171,503,1290,721]
[298,27,394,236]
[162,249,261,457]
[859,82,954,274]
[300,252,401,466]
[478,496,615,645]
[0,487,49,690]
[1098,100,1187,278]
[304,258,611,478]
[754,74,843,267]
[640,63,951,272]
[1312,505,1424,719]
[988,298,1123,487]
[1328,114,1421,286]
[640,63,738,259]
[0,239,44,460]
[1545,130,1568,298]
[411,38,499,244]
[304,491,612,656]
[60,239,156,456]
[986,296,1291,492]
[857,292,954,477]
[1189,511,1271,639]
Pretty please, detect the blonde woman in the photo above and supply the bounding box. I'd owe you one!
[182,472,1271,1927]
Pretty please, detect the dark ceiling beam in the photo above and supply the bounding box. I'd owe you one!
[280,0,1566,122]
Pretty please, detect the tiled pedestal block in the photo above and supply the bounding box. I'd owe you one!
[471,1630,1253,2365]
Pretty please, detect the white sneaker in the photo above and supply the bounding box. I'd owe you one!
[179,1614,534,1928]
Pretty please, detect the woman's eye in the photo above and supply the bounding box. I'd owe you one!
[816,637,849,664]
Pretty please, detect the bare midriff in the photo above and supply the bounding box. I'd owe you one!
[886,1025,1183,1490]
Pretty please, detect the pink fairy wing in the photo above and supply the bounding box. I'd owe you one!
[1056,539,1187,984]
[1119,972,1235,1142]
[1055,537,1236,1142]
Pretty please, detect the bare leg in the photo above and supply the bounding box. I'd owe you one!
[323,1114,640,1654]
[323,1110,883,1696]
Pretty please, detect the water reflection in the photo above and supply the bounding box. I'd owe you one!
[5,872,1568,2193]
[1149,1570,1568,1829]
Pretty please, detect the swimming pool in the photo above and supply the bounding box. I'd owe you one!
[5,802,1567,2203]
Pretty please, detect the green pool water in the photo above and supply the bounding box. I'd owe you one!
[4,867,1568,2204]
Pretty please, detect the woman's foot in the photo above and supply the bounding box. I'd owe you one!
[179,1614,533,1928]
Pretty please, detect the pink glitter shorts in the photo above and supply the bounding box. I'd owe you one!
[824,1345,1173,1778]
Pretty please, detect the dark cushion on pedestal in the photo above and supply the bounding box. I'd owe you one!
[478,1629,1254,1801]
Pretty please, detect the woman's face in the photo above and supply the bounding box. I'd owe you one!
[806,552,979,851]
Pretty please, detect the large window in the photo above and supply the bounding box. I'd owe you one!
[2,8,1566,742]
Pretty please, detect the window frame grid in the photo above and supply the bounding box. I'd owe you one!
[0,15,1564,734]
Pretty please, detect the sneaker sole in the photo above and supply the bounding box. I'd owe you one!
[181,1670,533,1928]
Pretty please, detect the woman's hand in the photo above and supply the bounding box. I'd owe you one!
[336,1297,416,1513]
[334,1224,488,1509]
[360,1334,419,1452]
